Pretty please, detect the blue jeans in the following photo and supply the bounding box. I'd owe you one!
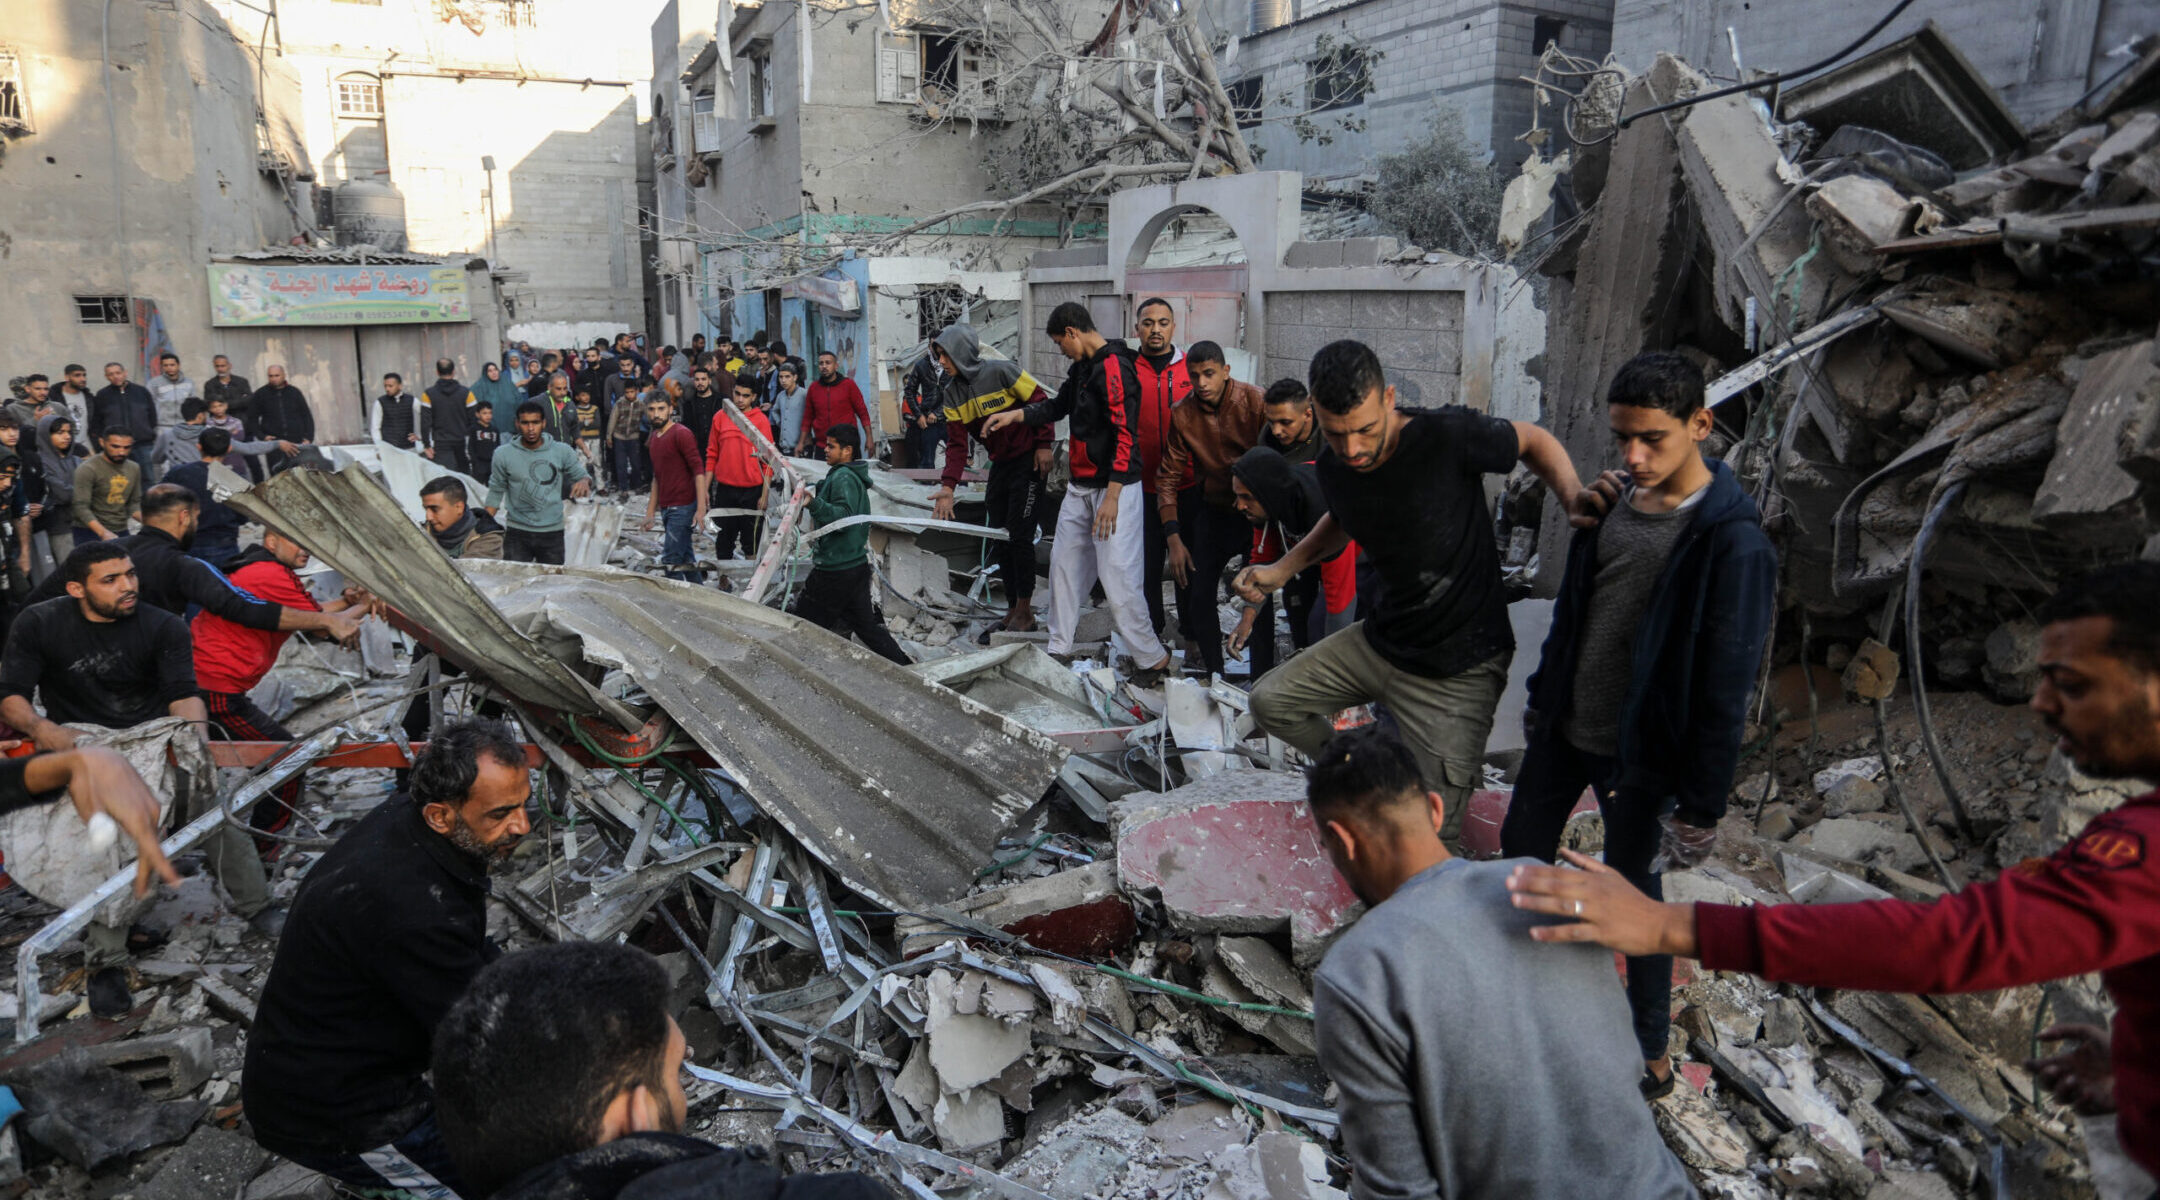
[1500,735,1673,1063]
[276,1112,466,1198]
[661,503,702,582]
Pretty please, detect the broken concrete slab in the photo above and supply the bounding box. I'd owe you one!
[1651,1076,1752,1173]
[1206,1130,1345,1200]
[896,861,1136,960]
[82,1027,212,1101]
[1200,948,1316,1058]
[931,1084,1006,1154]
[1791,818,1926,872]
[1113,772,1361,966]
[1147,1099,1247,1163]
[129,1125,271,1200]
[1806,175,1917,274]
[1775,26,2024,170]
[923,969,1032,1093]
[1003,1107,1151,1200]
[2034,340,2153,522]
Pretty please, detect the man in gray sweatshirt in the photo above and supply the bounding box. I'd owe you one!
[1307,726,1695,1200]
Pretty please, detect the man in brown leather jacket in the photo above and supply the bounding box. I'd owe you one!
[1157,340,1265,679]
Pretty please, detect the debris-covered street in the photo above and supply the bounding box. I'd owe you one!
[5,1,2160,1198]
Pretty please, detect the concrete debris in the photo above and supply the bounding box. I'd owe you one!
[1113,772,1362,966]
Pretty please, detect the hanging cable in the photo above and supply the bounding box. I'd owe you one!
[1615,0,1922,129]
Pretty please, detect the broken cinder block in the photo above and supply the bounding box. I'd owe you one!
[82,1027,213,1101]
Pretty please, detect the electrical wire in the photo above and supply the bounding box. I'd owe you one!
[1616,0,1922,129]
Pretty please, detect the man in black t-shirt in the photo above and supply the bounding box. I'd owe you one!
[1235,339,1608,849]
[0,540,275,924]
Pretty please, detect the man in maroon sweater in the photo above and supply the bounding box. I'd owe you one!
[1508,562,2160,1177]
[803,352,870,456]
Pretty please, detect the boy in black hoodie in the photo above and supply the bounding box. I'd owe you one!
[420,358,478,475]
[1228,447,1356,677]
[981,302,1170,684]
[1500,351,1777,1098]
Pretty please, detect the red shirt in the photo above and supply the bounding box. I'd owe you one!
[1697,788,2160,1175]
[1134,349,1190,492]
[648,421,702,508]
[804,377,870,446]
[1250,527,1359,616]
[192,555,319,695]
[705,406,773,489]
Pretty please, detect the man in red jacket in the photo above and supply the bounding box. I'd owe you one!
[802,352,870,456]
[1132,298,1191,645]
[1507,561,2160,1178]
[702,379,775,567]
[193,530,373,856]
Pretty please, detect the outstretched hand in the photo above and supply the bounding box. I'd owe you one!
[2029,1024,2116,1115]
[1505,850,1697,958]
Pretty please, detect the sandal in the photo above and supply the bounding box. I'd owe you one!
[1639,1069,1677,1102]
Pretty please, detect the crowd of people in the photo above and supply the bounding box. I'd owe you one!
[2,307,2156,1200]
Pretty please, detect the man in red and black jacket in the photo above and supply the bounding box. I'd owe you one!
[982,302,1170,684]
[1508,561,2160,1179]
[193,529,373,853]
[1133,298,1192,642]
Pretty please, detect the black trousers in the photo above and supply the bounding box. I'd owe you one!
[433,440,469,477]
[1249,565,1321,678]
[792,562,910,665]
[984,456,1045,602]
[1143,499,1170,640]
[504,527,565,565]
[1501,736,1673,1063]
[710,482,763,561]
[1173,497,1250,678]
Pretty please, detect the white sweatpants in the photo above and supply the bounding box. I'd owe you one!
[1048,483,1167,664]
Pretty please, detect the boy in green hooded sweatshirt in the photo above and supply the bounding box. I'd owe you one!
[791,426,909,665]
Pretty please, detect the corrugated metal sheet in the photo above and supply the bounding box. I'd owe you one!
[222,463,628,722]
[226,462,1065,908]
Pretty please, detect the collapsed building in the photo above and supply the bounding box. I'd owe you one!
[3,26,2160,1200]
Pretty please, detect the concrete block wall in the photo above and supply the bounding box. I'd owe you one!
[1263,290,1467,409]
[1227,0,1613,181]
[1026,282,1098,384]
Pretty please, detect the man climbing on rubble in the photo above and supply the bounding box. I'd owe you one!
[1235,339,1605,848]
[1507,561,2160,1177]
[1228,446,1355,679]
[487,400,592,565]
[1307,724,1696,1199]
[1158,340,1265,679]
[928,323,1054,636]
[244,719,533,1199]
[432,941,894,1200]
[1501,351,1777,1099]
[0,541,280,941]
[193,527,373,864]
[982,302,1172,685]
[791,425,910,665]
[22,485,365,646]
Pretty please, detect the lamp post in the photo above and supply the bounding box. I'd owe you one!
[480,154,500,265]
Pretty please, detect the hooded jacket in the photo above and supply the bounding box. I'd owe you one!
[806,459,872,570]
[1232,446,1358,621]
[1525,460,1777,825]
[1157,376,1265,521]
[489,1132,891,1200]
[34,415,86,534]
[1133,347,1190,493]
[421,378,478,448]
[933,325,1052,488]
[153,420,284,474]
[1026,338,1142,488]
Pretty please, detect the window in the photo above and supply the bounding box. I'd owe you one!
[335,73,383,118]
[1306,46,1369,112]
[876,32,921,104]
[1225,76,1263,129]
[747,51,773,120]
[490,0,536,27]
[74,296,129,325]
[0,50,29,133]
[692,91,721,155]
[1533,17,1566,54]
[913,285,967,344]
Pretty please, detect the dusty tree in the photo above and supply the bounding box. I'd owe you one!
[1368,106,1505,260]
